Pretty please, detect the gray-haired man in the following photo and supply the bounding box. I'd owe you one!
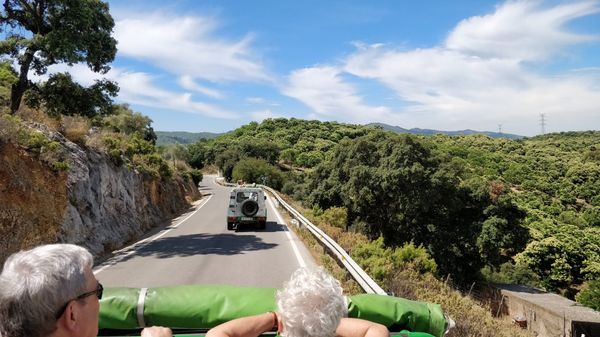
[0,244,171,337]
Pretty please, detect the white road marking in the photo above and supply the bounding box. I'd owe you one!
[267,195,306,268]
[94,194,213,274]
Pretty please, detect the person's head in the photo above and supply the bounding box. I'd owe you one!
[276,267,347,337]
[0,244,100,337]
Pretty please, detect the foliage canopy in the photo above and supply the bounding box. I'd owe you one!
[0,0,117,114]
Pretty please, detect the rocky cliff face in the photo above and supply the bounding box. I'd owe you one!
[0,125,200,262]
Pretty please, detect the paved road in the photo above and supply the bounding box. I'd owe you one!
[95,175,316,288]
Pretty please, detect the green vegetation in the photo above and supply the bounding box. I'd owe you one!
[190,118,600,308]
[202,118,370,171]
[304,131,528,284]
[430,133,600,292]
[290,199,531,337]
[576,280,600,311]
[232,158,284,189]
[26,73,118,118]
[1,0,117,113]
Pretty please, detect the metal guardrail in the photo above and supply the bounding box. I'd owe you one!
[261,185,387,295]
[216,177,386,295]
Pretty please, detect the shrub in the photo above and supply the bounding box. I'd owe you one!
[132,153,172,178]
[189,168,203,186]
[576,280,600,311]
[481,262,540,287]
[61,115,90,144]
[352,237,437,283]
[319,207,347,229]
[52,161,71,171]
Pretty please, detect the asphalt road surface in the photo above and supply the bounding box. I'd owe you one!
[95,175,316,289]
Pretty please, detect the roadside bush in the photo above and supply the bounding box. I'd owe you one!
[576,280,600,311]
[132,153,171,178]
[352,237,437,283]
[318,207,347,229]
[189,169,203,186]
[385,270,532,337]
[88,130,169,178]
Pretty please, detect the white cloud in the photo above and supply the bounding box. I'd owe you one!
[178,75,224,99]
[114,12,270,82]
[335,1,600,135]
[282,66,394,124]
[48,63,239,119]
[446,1,600,61]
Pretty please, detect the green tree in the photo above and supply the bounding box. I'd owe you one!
[0,0,117,113]
[215,149,241,182]
[232,157,284,189]
[186,140,208,169]
[26,72,118,117]
[102,105,156,144]
[307,132,527,283]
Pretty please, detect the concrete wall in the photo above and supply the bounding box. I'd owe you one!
[502,294,568,337]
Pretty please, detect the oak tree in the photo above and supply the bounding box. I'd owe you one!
[0,0,117,113]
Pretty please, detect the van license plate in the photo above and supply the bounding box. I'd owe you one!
[241,217,254,221]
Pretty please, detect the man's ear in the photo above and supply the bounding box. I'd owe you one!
[57,301,78,331]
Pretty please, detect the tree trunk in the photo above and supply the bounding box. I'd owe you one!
[9,50,35,114]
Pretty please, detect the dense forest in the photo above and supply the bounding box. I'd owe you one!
[182,118,599,309]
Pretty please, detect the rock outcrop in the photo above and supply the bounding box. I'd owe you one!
[0,124,200,262]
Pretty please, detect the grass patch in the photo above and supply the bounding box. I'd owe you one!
[61,115,91,144]
[0,113,70,172]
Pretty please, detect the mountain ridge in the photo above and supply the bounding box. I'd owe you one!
[368,123,524,139]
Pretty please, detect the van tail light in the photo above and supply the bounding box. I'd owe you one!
[227,216,237,222]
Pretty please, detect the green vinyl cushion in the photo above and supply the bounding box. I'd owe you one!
[99,285,445,337]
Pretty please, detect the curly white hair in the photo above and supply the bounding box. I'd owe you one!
[277,267,347,337]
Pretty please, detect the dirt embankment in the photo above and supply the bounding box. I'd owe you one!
[0,132,200,264]
[0,142,67,263]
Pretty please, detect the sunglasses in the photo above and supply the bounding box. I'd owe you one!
[55,282,103,319]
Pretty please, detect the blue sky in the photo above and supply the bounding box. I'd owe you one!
[59,0,600,136]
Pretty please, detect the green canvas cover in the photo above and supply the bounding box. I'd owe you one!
[99,285,445,337]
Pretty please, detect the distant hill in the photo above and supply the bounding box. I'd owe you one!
[367,123,524,139]
[156,131,222,146]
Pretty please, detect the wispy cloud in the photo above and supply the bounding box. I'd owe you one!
[114,12,270,83]
[282,66,394,123]
[113,70,238,119]
[446,0,600,61]
[178,75,224,99]
[50,64,239,119]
